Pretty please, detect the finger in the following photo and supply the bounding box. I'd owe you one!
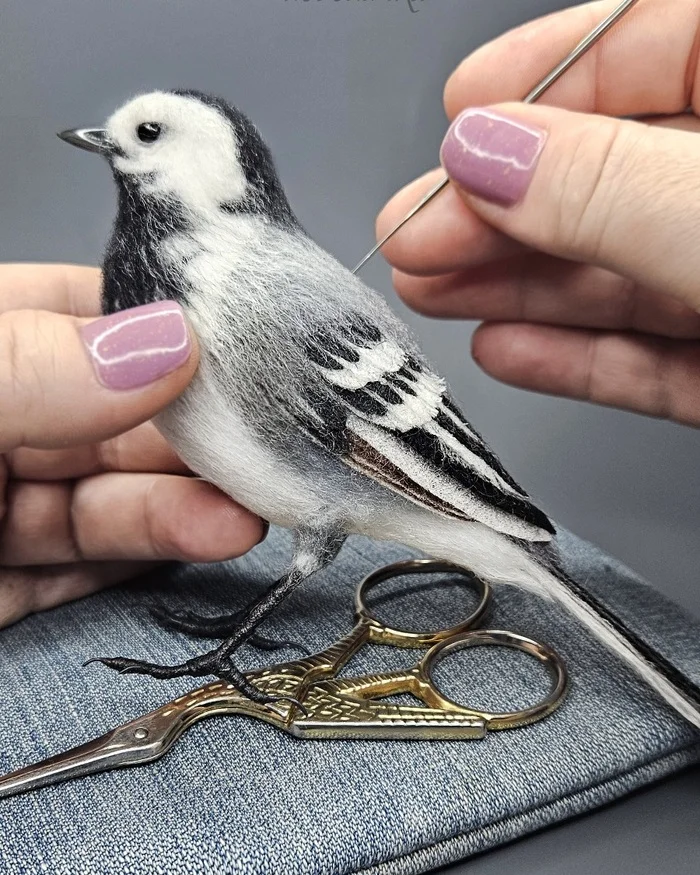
[8,422,188,480]
[444,0,700,120]
[0,561,154,629]
[471,322,700,426]
[0,264,101,315]
[439,104,700,311]
[375,168,520,275]
[377,112,700,278]
[0,456,7,522]
[0,301,198,452]
[393,256,700,338]
[0,475,266,566]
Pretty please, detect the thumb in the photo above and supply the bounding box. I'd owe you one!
[0,301,198,452]
[440,104,700,311]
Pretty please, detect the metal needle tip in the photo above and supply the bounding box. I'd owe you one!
[352,0,641,274]
[352,177,449,275]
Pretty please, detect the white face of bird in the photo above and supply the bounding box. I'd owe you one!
[104,91,248,214]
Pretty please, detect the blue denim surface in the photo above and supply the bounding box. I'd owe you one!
[1,528,699,875]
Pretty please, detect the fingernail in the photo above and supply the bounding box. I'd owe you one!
[440,108,547,206]
[259,520,271,544]
[81,301,191,390]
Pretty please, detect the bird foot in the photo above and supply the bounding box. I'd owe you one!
[83,651,308,715]
[149,604,309,655]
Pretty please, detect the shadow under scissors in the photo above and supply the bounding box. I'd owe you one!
[0,559,568,799]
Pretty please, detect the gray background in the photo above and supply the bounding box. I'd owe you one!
[0,0,697,872]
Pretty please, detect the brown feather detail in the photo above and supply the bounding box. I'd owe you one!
[347,434,471,523]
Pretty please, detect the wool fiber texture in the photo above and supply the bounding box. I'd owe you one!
[89,89,700,728]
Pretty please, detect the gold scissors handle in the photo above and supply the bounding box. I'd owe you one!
[287,560,567,739]
[289,631,566,739]
[355,558,491,647]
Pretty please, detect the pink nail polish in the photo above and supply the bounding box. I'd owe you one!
[440,109,547,206]
[80,301,191,390]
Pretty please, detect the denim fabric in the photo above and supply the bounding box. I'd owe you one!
[1,529,699,875]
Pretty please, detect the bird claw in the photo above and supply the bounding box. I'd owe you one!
[266,696,309,719]
[215,669,309,717]
[82,652,309,715]
[83,656,160,676]
[248,635,310,656]
[82,657,102,669]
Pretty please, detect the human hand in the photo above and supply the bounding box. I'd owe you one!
[0,264,265,629]
[378,0,700,426]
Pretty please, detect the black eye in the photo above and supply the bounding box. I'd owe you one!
[137,122,161,143]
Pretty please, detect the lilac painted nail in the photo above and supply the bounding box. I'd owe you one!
[440,109,547,206]
[80,301,191,390]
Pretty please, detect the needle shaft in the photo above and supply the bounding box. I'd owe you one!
[352,0,641,275]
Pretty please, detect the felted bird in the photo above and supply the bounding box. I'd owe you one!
[59,90,700,726]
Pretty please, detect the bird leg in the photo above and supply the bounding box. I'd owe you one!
[87,527,346,708]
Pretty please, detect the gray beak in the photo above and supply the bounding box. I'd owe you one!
[57,128,113,155]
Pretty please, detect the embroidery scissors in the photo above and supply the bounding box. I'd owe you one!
[0,559,567,800]
[352,0,642,274]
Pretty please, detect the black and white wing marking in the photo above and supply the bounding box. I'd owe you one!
[302,319,555,542]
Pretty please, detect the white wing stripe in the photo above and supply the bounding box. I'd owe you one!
[323,340,405,390]
[364,373,444,432]
[349,416,549,541]
[424,419,524,499]
[440,403,480,442]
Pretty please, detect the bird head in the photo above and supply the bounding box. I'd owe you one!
[59,90,296,224]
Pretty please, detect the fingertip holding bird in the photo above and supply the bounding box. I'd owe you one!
[151,479,268,563]
[79,300,195,391]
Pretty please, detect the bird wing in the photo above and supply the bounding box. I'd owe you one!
[299,316,555,542]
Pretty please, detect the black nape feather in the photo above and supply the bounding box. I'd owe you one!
[173,89,301,229]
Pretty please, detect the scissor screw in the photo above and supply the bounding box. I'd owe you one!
[133,728,149,741]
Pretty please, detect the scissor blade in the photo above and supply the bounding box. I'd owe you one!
[0,715,175,800]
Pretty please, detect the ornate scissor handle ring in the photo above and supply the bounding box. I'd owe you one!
[420,630,569,730]
[355,558,491,648]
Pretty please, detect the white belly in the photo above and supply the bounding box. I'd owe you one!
[153,374,329,529]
